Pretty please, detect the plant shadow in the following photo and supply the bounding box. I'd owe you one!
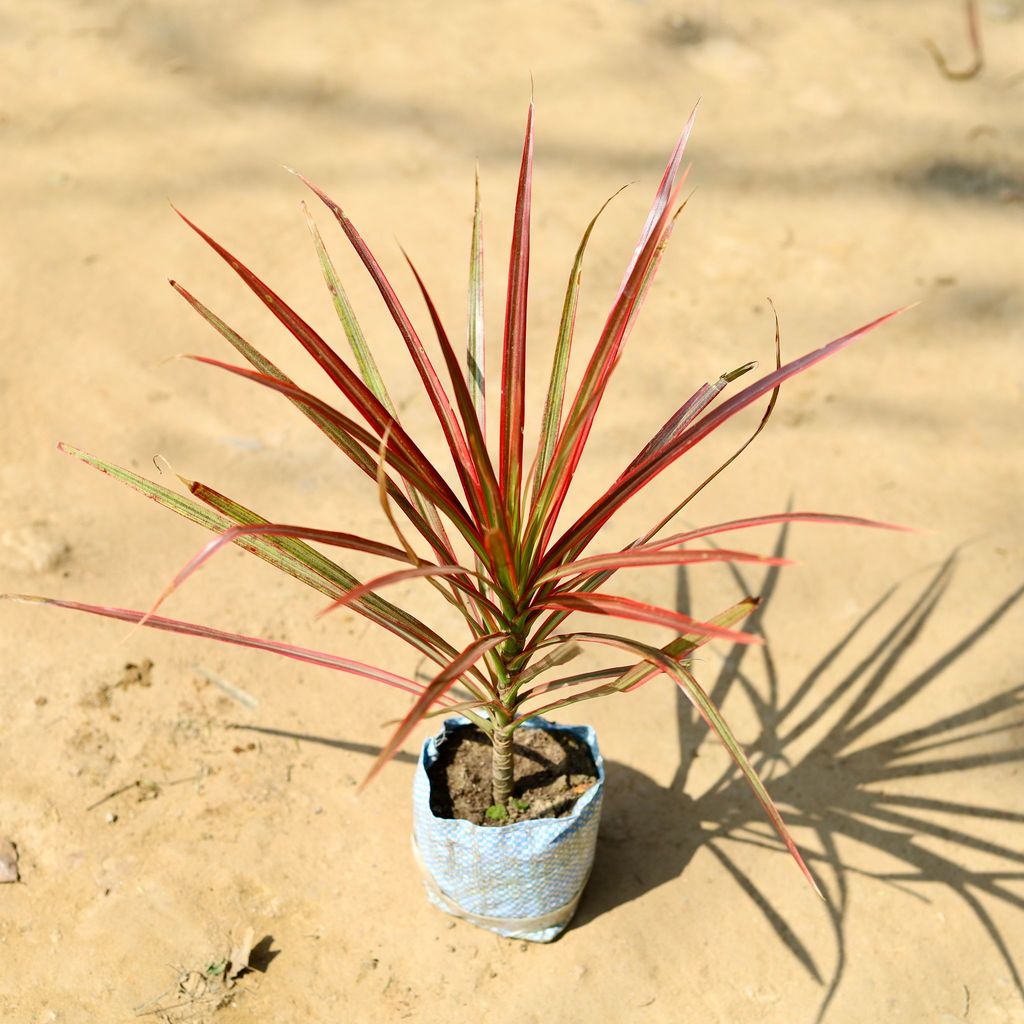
[574,532,1024,1022]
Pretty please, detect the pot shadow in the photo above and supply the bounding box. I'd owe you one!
[574,529,1024,1023]
[246,934,281,974]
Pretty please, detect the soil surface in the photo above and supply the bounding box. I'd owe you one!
[427,725,599,825]
[2,3,1022,1023]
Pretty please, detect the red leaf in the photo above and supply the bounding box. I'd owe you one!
[539,592,762,644]
[545,306,912,570]
[534,547,792,588]
[181,354,482,550]
[294,174,482,511]
[316,564,499,623]
[3,595,439,700]
[499,102,534,517]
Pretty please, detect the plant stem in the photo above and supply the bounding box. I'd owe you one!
[491,726,514,805]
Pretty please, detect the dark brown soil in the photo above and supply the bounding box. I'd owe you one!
[426,725,599,826]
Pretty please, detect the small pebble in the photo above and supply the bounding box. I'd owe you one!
[105,812,118,825]
[0,838,19,883]
[312,806,324,815]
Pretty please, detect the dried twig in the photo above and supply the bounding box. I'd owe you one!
[85,779,140,811]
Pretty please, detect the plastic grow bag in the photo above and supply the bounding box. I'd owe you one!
[412,715,605,943]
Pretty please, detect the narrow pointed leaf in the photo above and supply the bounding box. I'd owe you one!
[639,306,783,541]
[511,641,583,689]
[534,548,791,588]
[533,186,626,500]
[545,307,911,570]
[173,210,460,516]
[181,353,481,551]
[524,598,761,699]
[302,203,396,412]
[542,630,822,896]
[539,592,762,644]
[143,522,412,625]
[644,512,913,552]
[183,479,463,668]
[513,680,622,724]
[620,104,697,290]
[57,444,421,639]
[499,101,534,515]
[467,169,486,435]
[607,596,761,691]
[317,564,499,623]
[420,696,499,723]
[171,283,394,488]
[402,252,516,587]
[526,109,697,559]
[620,361,756,480]
[2,595,443,701]
[174,274,474,588]
[293,173,482,508]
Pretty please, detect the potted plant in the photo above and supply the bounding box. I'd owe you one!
[3,102,907,941]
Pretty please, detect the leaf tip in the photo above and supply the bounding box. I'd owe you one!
[1,593,55,610]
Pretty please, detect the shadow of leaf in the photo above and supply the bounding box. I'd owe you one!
[576,538,1023,1022]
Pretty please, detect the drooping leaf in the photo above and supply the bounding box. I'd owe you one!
[544,630,822,896]
[523,598,760,701]
[2,594,442,700]
[140,522,413,627]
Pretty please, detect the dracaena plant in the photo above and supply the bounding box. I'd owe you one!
[5,103,908,895]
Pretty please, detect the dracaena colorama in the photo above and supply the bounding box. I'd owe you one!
[4,102,913,899]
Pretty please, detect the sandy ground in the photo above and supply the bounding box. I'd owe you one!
[1,1,1022,1021]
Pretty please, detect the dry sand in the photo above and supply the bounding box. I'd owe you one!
[1,2,1022,1021]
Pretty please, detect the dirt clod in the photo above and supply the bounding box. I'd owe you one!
[0,522,70,573]
[0,838,19,883]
